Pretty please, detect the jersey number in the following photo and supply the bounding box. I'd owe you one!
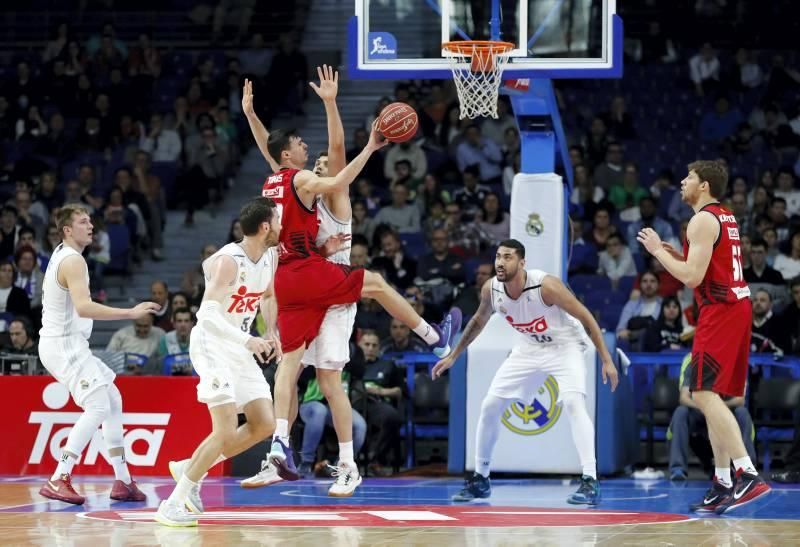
[732,245,743,282]
[241,318,251,333]
[531,334,553,344]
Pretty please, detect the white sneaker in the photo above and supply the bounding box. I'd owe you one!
[154,499,199,527]
[327,463,362,497]
[240,459,284,489]
[168,459,204,514]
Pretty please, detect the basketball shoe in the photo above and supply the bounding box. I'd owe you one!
[714,469,771,514]
[240,459,284,489]
[110,479,147,501]
[39,473,85,505]
[452,473,491,502]
[168,460,204,514]
[433,307,463,358]
[154,499,199,527]
[268,438,300,481]
[328,463,362,497]
[689,478,733,512]
[567,475,601,505]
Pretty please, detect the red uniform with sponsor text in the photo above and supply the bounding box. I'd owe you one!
[262,168,365,352]
[683,202,752,397]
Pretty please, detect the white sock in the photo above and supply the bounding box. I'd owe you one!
[732,456,756,474]
[339,442,355,468]
[274,419,289,442]
[168,475,197,505]
[475,395,508,478]
[110,454,132,483]
[53,452,78,480]
[412,320,440,345]
[715,467,732,487]
[563,393,597,480]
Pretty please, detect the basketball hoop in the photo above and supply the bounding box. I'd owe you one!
[442,40,515,120]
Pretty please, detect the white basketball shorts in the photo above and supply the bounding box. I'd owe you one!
[39,335,116,407]
[488,343,587,403]
[190,327,272,410]
[302,303,357,371]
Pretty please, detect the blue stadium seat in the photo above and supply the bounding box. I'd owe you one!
[617,275,636,295]
[569,274,611,296]
[598,303,624,331]
[399,232,426,259]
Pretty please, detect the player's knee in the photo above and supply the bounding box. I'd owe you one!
[561,392,585,417]
[317,369,344,398]
[82,389,112,423]
[480,395,508,417]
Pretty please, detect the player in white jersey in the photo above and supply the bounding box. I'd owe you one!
[432,239,619,505]
[155,197,282,527]
[38,204,160,505]
[241,66,363,496]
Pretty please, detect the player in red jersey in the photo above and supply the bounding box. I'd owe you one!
[638,160,770,514]
[248,90,461,482]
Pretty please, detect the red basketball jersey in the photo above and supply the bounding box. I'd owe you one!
[261,168,321,263]
[683,202,751,307]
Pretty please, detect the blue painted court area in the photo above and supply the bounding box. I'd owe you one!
[3,476,798,521]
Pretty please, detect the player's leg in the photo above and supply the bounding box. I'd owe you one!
[268,345,305,480]
[562,390,601,505]
[361,270,461,356]
[102,382,146,502]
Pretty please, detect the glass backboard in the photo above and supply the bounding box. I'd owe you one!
[350,0,621,79]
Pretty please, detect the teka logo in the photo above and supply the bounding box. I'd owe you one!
[263,184,284,199]
[29,383,169,466]
[228,286,264,313]
[506,315,548,334]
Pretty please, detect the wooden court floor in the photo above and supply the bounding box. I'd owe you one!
[1,476,799,545]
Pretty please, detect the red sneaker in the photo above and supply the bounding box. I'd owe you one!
[714,469,771,514]
[110,479,147,501]
[39,474,86,505]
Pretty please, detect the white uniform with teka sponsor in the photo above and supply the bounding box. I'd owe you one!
[488,269,588,403]
[191,242,277,409]
[301,197,357,370]
[39,243,115,407]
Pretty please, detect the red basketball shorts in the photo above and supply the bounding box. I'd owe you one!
[274,256,365,352]
[688,297,752,397]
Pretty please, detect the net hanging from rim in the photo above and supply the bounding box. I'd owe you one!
[442,40,514,120]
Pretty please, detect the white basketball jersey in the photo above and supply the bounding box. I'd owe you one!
[39,243,93,339]
[316,197,351,265]
[202,243,277,335]
[490,269,585,348]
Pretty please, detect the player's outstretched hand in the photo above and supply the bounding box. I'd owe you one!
[129,302,161,319]
[636,227,663,256]
[368,119,389,151]
[242,78,255,118]
[601,358,619,392]
[431,355,456,380]
[309,64,339,102]
[660,241,683,260]
[321,233,352,258]
[247,337,276,364]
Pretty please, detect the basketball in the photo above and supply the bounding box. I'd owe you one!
[377,102,418,143]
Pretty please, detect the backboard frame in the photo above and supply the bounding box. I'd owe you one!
[349,0,622,80]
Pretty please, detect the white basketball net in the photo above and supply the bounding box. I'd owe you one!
[443,42,513,120]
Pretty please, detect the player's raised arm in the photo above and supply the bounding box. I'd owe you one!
[242,78,280,173]
[432,280,494,379]
[539,275,618,391]
[637,212,717,288]
[294,121,387,196]
[59,255,159,320]
[309,65,346,175]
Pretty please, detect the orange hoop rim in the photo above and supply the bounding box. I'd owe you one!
[442,40,515,55]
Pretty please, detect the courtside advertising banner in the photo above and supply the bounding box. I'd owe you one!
[510,172,565,279]
[0,376,217,476]
[466,315,597,473]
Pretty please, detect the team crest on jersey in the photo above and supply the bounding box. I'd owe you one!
[228,286,264,313]
[526,213,544,237]
[506,315,549,334]
[501,375,562,436]
[239,270,247,283]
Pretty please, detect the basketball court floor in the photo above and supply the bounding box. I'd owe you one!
[2,475,798,545]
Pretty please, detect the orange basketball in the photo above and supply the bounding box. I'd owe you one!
[378,102,418,143]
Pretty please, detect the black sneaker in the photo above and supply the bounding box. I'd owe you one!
[452,473,491,502]
[689,478,732,513]
[567,475,601,505]
[714,469,771,514]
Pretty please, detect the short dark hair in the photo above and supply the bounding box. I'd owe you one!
[606,233,624,245]
[497,239,525,258]
[267,128,298,163]
[463,164,480,178]
[688,159,728,199]
[172,307,195,322]
[771,196,787,207]
[640,270,660,284]
[239,197,276,236]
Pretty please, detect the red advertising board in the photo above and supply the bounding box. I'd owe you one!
[0,376,222,476]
